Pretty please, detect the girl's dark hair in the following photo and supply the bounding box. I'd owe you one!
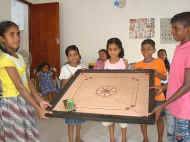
[98,49,108,56]
[37,62,50,72]
[158,49,170,72]
[106,37,124,58]
[0,21,19,55]
[98,49,107,54]
[141,39,155,50]
[65,45,81,58]
[171,12,190,27]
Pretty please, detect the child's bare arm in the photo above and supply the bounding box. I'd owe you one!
[5,67,47,118]
[162,83,168,92]
[125,60,128,69]
[153,68,190,112]
[28,80,42,101]
[151,83,168,95]
[28,80,51,109]
[61,79,69,88]
[151,69,190,117]
[155,71,167,80]
[164,68,190,105]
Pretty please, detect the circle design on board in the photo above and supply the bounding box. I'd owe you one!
[96,86,117,97]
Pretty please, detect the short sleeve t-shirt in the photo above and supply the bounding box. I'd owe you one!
[166,41,190,120]
[59,64,85,80]
[134,58,167,101]
[0,53,29,98]
[94,60,105,70]
[104,58,126,70]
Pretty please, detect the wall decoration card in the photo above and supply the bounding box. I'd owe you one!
[129,18,155,39]
[113,0,126,8]
[160,18,176,44]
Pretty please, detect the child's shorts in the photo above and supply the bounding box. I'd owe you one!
[166,110,190,142]
[102,122,128,128]
[65,118,85,125]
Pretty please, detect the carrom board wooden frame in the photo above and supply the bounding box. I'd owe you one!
[48,69,155,124]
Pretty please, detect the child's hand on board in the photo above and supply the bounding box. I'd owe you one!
[150,85,164,95]
[149,104,165,121]
[40,100,52,110]
[37,107,52,119]
[124,59,128,69]
[35,93,52,109]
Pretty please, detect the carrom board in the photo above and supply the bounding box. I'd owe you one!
[50,70,155,124]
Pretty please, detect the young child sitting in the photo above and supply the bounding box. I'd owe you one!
[94,49,108,69]
[37,62,58,102]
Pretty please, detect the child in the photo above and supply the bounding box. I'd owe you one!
[102,38,128,142]
[157,49,170,72]
[0,21,50,142]
[157,49,170,96]
[59,45,85,142]
[152,12,190,142]
[133,39,167,142]
[94,49,108,69]
[37,62,58,102]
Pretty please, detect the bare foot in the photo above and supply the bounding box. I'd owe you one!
[158,139,163,142]
[143,139,149,142]
[75,139,84,142]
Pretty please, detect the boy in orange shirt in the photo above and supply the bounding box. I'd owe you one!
[133,39,167,142]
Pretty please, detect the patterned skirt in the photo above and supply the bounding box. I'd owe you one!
[0,96,40,142]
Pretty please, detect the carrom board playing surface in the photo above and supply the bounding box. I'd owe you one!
[50,70,155,124]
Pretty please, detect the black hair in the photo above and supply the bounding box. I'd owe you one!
[157,49,170,72]
[65,45,81,58]
[37,62,50,72]
[98,49,107,53]
[98,49,108,56]
[171,12,190,27]
[106,37,124,58]
[0,21,19,55]
[141,39,155,50]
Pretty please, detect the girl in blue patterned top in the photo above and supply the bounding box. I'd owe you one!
[37,62,58,102]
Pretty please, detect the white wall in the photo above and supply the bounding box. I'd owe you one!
[60,0,190,65]
[0,0,29,63]
[0,0,11,21]
[11,0,29,55]
[3,0,190,65]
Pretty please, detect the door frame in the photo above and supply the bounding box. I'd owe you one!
[17,0,32,5]
[15,0,61,73]
[29,2,60,72]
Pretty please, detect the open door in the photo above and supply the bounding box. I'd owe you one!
[30,3,60,71]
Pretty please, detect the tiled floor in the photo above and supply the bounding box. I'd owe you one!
[39,118,166,142]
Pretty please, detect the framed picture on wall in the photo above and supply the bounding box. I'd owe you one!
[160,18,176,44]
[129,18,155,39]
